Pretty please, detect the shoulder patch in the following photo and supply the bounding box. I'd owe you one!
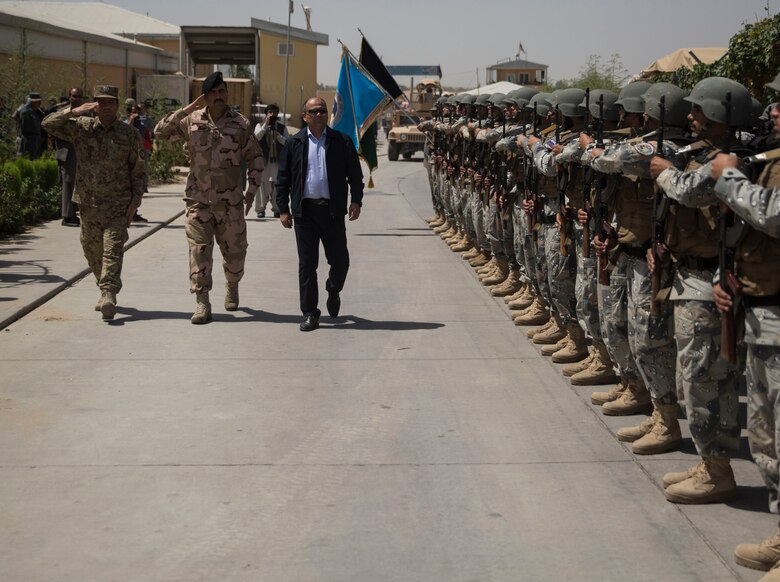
[633,142,655,157]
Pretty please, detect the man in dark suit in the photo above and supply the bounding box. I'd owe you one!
[276,97,364,331]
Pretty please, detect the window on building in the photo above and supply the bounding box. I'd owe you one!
[507,74,515,83]
[520,73,529,84]
[277,42,294,57]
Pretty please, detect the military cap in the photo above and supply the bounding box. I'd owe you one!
[615,81,653,113]
[475,93,492,106]
[27,92,42,102]
[202,71,225,95]
[94,85,119,100]
[767,71,780,93]
[642,83,689,127]
[581,89,620,121]
[684,77,752,126]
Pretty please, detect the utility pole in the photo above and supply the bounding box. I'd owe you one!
[282,0,293,126]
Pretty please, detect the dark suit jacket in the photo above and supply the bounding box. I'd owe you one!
[276,126,364,218]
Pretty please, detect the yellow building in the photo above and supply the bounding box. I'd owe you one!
[487,58,548,86]
[0,1,178,101]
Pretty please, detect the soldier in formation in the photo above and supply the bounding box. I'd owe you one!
[419,71,780,580]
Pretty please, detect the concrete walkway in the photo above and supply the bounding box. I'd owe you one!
[0,152,774,582]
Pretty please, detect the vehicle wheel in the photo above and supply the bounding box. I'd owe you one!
[402,151,413,160]
[388,140,399,161]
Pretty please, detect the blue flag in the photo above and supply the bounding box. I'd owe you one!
[331,49,390,152]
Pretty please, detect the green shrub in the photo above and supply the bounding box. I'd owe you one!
[0,158,61,236]
[32,158,59,191]
[148,141,184,184]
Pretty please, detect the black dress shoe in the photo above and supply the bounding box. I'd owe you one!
[299,314,319,332]
[132,212,148,223]
[61,217,80,227]
[326,291,341,318]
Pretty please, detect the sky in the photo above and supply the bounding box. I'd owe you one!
[47,0,780,88]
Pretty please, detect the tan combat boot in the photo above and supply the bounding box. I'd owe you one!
[514,298,550,328]
[451,234,473,253]
[426,213,442,225]
[225,282,239,311]
[664,456,736,504]
[563,347,595,377]
[508,284,535,310]
[541,337,567,356]
[462,246,481,260]
[760,565,780,582]
[662,461,705,489]
[482,256,509,286]
[95,291,106,312]
[551,323,588,363]
[503,283,525,304]
[601,378,652,416]
[469,251,491,268]
[433,220,451,234]
[444,230,462,246]
[591,382,628,406]
[491,268,522,297]
[440,225,458,240]
[632,401,682,454]
[570,342,618,385]
[100,290,117,320]
[191,292,212,325]
[735,529,780,572]
[616,411,657,443]
[476,256,497,275]
[532,313,566,345]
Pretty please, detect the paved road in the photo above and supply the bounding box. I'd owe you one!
[0,152,774,581]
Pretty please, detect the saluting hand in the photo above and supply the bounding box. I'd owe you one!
[71,102,99,116]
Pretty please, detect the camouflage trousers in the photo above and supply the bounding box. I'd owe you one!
[674,298,741,458]
[535,223,553,308]
[463,185,475,240]
[501,203,516,267]
[80,206,129,294]
[598,253,641,380]
[472,192,489,253]
[452,182,466,232]
[627,256,677,403]
[184,199,248,294]
[544,222,577,324]
[486,197,503,256]
[746,342,780,514]
[512,203,530,282]
[575,227,602,342]
[521,213,540,292]
[255,161,279,214]
[441,178,455,222]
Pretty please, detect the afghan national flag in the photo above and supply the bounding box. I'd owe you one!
[331,47,391,187]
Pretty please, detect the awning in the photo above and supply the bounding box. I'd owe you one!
[643,47,727,74]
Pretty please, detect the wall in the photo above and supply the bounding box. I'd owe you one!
[258,31,317,118]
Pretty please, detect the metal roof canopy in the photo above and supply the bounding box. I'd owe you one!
[386,65,442,78]
[181,26,257,64]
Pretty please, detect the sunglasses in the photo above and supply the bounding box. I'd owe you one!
[306,108,328,115]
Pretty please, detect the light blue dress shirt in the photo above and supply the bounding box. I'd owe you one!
[304,127,330,199]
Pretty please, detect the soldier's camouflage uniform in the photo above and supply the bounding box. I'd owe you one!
[155,107,264,294]
[656,147,742,457]
[42,109,146,294]
[715,160,780,512]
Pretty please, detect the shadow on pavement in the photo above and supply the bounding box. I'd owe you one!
[0,259,66,288]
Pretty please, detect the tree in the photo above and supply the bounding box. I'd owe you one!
[542,53,629,92]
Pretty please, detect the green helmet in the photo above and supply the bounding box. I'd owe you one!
[446,94,460,106]
[553,88,587,117]
[460,93,477,105]
[488,93,507,106]
[766,70,780,93]
[435,95,449,106]
[643,83,690,127]
[683,77,752,126]
[525,92,552,117]
[581,89,620,121]
[475,93,492,106]
[514,87,540,102]
[615,81,653,114]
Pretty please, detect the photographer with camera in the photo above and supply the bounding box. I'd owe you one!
[253,103,287,218]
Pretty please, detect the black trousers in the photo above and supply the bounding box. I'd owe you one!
[294,199,350,317]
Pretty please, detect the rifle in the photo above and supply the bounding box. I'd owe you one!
[594,96,612,286]
[556,105,569,257]
[650,95,670,316]
[718,92,740,364]
[526,103,539,242]
[582,89,593,258]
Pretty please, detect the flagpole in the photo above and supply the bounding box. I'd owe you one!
[282,0,293,127]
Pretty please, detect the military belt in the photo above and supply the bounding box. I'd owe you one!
[743,293,780,308]
[676,255,718,271]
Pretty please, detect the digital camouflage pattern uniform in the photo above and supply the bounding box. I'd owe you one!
[716,160,780,512]
[155,107,264,294]
[42,107,146,295]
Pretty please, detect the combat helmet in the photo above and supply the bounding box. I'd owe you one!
[525,92,552,117]
[683,77,752,126]
[488,93,507,107]
[553,88,587,117]
[460,93,477,105]
[615,81,653,113]
[642,83,690,127]
[581,89,620,121]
